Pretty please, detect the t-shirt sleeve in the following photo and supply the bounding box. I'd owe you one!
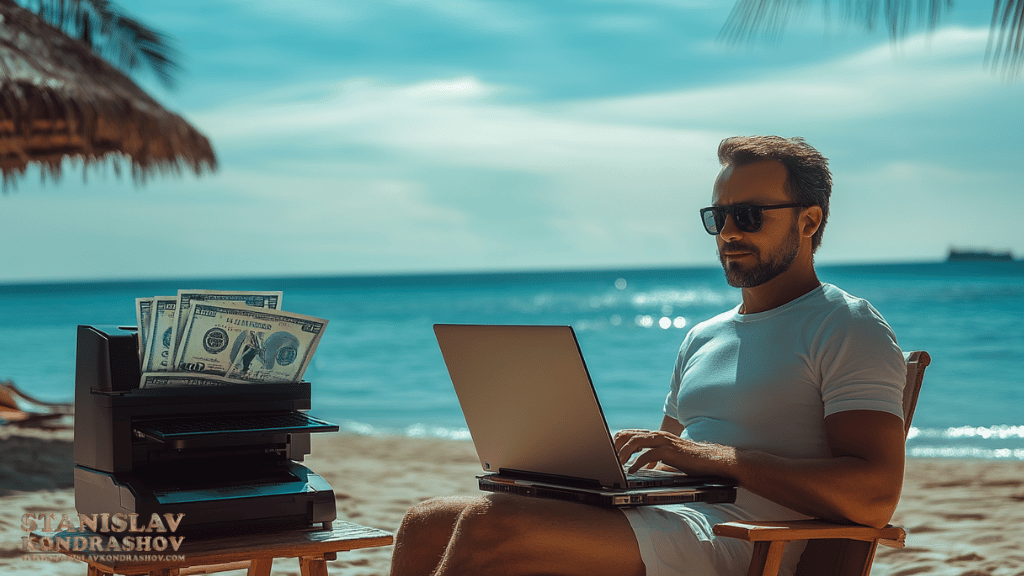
[819,303,906,420]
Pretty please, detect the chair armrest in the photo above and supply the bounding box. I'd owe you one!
[713,520,906,549]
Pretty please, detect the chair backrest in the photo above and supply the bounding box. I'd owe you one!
[900,351,931,437]
[795,350,931,576]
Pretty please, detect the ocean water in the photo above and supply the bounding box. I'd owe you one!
[1,261,1022,460]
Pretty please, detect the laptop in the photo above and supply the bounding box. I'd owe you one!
[433,324,736,508]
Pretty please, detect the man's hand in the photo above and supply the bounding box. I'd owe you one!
[613,411,906,528]
[613,429,733,477]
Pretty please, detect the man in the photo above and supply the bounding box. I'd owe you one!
[389,136,906,576]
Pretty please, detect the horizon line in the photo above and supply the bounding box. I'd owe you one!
[3,256,1014,290]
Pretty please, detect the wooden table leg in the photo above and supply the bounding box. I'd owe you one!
[247,559,273,576]
[299,555,328,576]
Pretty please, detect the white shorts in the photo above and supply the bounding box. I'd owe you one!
[620,490,807,576]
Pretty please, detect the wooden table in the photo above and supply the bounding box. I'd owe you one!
[31,522,394,576]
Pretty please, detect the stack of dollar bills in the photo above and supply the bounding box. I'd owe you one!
[134,290,328,388]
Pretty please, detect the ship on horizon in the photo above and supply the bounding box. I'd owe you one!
[947,247,1015,262]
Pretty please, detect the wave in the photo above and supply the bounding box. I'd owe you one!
[906,425,1024,460]
[907,425,1024,440]
[336,420,473,441]
[907,446,1024,459]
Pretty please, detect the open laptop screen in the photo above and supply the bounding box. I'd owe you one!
[434,324,630,489]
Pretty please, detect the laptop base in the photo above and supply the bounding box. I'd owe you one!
[478,474,737,508]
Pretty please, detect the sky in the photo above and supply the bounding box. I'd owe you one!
[1,0,1021,283]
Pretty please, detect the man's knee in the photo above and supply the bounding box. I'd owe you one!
[428,494,534,573]
[450,493,555,547]
[400,495,479,531]
[438,495,643,576]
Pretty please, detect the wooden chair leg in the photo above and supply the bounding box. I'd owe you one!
[87,567,114,576]
[299,555,328,576]
[748,541,788,576]
[794,539,879,576]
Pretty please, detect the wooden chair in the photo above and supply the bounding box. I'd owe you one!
[713,350,931,576]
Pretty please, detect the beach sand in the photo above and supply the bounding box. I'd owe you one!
[2,428,1022,576]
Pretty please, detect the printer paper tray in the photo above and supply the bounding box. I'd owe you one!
[133,411,338,441]
[154,480,312,505]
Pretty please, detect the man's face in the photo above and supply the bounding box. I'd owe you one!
[711,161,803,288]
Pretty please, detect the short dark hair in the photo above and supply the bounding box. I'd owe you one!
[717,136,831,253]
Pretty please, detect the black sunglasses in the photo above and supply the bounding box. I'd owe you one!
[700,203,806,235]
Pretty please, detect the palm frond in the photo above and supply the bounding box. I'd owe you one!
[844,0,952,39]
[987,0,1024,77]
[720,0,1022,78]
[720,0,812,44]
[19,0,180,88]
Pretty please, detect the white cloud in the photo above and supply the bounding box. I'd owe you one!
[187,72,728,269]
[567,27,997,126]
[194,27,1007,160]
[193,75,719,181]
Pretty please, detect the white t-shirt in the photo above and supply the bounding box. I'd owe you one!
[664,282,906,459]
[623,283,906,576]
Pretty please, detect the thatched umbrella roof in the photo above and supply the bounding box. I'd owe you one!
[0,0,216,186]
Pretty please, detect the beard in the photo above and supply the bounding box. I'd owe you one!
[719,223,801,288]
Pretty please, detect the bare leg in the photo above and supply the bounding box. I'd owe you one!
[391,493,646,576]
[390,496,478,576]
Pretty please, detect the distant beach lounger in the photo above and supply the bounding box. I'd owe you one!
[0,380,73,428]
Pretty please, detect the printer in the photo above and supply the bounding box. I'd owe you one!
[73,325,339,536]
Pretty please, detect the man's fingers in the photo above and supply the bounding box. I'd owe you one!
[627,448,664,473]
[613,429,651,451]
[616,432,669,465]
[615,434,648,464]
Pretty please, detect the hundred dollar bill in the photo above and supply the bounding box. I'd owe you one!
[135,297,155,359]
[174,302,327,383]
[171,290,284,366]
[140,368,243,387]
[140,372,240,389]
[141,296,177,372]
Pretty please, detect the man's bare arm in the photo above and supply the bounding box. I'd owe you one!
[658,415,684,436]
[615,410,905,528]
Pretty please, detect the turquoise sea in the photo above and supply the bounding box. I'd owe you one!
[1,261,1022,460]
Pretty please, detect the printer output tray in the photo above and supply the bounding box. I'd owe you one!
[133,411,338,442]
